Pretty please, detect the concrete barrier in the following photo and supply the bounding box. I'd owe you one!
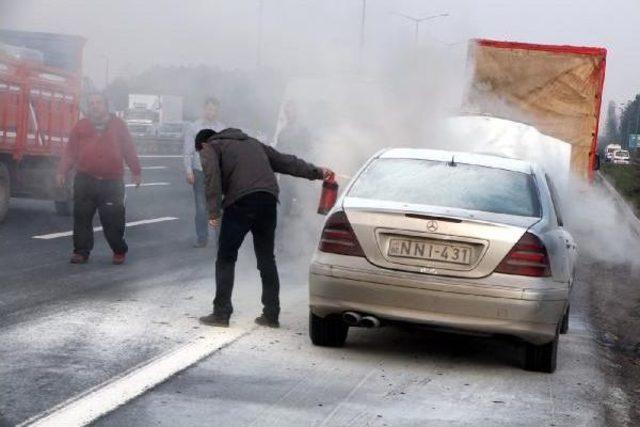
[597,171,640,238]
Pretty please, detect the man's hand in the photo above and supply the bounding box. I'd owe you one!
[208,217,220,228]
[186,172,195,185]
[320,168,335,181]
[56,173,66,188]
[132,174,142,187]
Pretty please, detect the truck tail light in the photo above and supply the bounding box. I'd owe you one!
[495,232,551,277]
[319,211,365,257]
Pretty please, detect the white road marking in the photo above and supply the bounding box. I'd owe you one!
[32,217,179,240]
[138,155,182,158]
[19,325,252,427]
[141,166,167,170]
[125,182,170,188]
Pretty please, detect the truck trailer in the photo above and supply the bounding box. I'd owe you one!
[0,30,85,222]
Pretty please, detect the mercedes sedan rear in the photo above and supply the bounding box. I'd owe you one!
[308,148,577,373]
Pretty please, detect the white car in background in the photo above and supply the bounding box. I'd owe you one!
[611,149,630,165]
[309,148,577,373]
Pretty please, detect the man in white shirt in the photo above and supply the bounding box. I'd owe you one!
[183,97,226,247]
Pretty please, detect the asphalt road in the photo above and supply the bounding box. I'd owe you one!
[0,157,635,426]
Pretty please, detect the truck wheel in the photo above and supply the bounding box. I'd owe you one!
[54,200,73,216]
[560,304,570,334]
[309,311,348,347]
[524,333,559,373]
[0,162,9,223]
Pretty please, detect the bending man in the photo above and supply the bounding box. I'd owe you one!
[196,128,333,328]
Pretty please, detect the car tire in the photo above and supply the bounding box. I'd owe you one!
[54,200,73,216]
[524,333,558,373]
[560,304,570,334]
[309,311,348,347]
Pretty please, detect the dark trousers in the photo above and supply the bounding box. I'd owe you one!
[192,169,209,244]
[73,173,127,257]
[214,192,280,320]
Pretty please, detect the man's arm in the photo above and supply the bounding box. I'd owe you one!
[262,143,324,180]
[200,144,222,219]
[56,126,78,186]
[120,120,142,184]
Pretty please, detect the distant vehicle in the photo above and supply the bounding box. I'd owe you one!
[124,94,158,138]
[611,149,630,165]
[309,148,576,373]
[156,122,184,140]
[605,144,622,162]
[0,30,85,222]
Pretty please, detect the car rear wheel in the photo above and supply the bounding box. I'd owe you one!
[524,333,558,373]
[560,304,570,334]
[309,311,348,347]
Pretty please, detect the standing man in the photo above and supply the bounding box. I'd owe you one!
[56,92,141,265]
[195,128,333,328]
[183,97,226,248]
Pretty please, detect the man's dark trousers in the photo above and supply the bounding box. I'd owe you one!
[214,191,280,320]
[73,172,128,257]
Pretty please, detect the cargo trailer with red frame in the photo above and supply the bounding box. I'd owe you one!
[464,38,607,181]
[0,30,85,222]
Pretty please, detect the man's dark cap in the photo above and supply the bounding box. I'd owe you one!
[195,128,216,151]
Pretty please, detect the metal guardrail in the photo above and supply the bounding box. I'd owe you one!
[133,137,182,155]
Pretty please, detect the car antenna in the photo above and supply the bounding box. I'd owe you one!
[448,155,457,167]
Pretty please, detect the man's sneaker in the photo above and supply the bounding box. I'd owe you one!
[255,314,280,328]
[193,241,208,248]
[199,313,230,327]
[70,253,89,264]
[112,253,126,265]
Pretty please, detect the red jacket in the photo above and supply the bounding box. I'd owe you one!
[58,116,141,180]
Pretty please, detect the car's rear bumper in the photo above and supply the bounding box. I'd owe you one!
[309,255,568,345]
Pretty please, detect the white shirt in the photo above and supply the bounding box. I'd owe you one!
[183,118,226,173]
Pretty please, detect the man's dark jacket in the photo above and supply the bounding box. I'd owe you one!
[199,128,323,218]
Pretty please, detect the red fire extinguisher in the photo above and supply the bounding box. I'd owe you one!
[317,176,338,215]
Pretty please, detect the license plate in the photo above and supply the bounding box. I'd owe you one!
[387,238,473,265]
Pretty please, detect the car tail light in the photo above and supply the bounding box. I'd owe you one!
[495,232,551,277]
[319,211,365,257]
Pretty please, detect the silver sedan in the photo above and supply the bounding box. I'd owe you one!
[308,148,577,373]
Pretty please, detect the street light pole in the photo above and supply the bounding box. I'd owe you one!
[256,0,264,67]
[392,12,449,47]
[358,0,367,70]
[100,54,109,88]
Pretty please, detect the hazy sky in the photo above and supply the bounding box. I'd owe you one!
[1,0,638,105]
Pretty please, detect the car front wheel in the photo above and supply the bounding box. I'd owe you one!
[309,311,348,347]
[524,333,558,373]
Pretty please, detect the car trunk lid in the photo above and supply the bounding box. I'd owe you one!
[343,197,541,279]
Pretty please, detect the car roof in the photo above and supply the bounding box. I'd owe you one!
[378,148,535,175]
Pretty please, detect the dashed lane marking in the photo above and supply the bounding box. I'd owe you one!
[18,325,252,427]
[125,182,170,188]
[32,217,179,240]
[141,166,167,170]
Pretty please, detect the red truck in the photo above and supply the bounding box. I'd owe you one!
[0,30,85,222]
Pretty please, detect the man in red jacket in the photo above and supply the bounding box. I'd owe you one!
[56,93,142,265]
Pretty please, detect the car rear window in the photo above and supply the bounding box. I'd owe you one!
[349,158,541,217]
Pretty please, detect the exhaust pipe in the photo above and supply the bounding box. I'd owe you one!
[360,315,381,328]
[342,311,362,326]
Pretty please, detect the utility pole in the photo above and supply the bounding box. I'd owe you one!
[392,12,449,47]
